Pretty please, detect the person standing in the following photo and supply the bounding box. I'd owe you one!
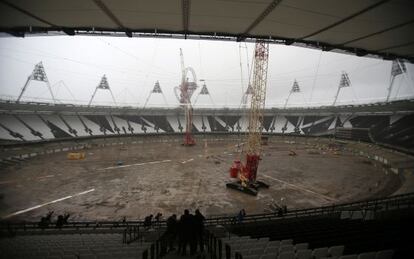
[166,214,178,251]
[237,209,246,223]
[194,209,206,252]
[144,214,153,229]
[179,209,192,255]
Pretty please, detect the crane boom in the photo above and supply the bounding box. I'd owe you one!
[247,42,269,155]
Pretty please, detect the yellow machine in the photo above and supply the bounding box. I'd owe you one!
[67,152,85,160]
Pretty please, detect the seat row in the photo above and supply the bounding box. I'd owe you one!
[338,250,393,259]
[220,235,393,259]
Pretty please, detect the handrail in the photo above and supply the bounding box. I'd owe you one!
[203,192,414,225]
[1,192,413,234]
[123,225,140,244]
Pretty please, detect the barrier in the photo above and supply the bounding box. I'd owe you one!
[1,192,413,235]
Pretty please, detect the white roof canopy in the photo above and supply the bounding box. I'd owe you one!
[0,0,413,61]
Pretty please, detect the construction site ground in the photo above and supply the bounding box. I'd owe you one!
[0,135,409,221]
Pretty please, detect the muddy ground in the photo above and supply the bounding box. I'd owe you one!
[0,136,404,221]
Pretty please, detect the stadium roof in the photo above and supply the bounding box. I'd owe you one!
[1,0,413,62]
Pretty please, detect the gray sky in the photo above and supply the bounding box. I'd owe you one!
[0,36,413,108]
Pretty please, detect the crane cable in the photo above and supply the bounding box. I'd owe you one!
[236,43,254,157]
[309,50,323,105]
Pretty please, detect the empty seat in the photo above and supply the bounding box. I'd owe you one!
[340,211,351,219]
[232,244,242,251]
[358,252,376,259]
[329,245,345,257]
[264,247,278,255]
[267,241,281,248]
[249,248,264,255]
[296,249,312,259]
[339,256,358,259]
[260,255,276,259]
[278,251,295,259]
[280,239,293,246]
[351,211,364,219]
[375,250,394,259]
[254,243,267,250]
[295,243,309,251]
[279,245,294,253]
[313,247,329,259]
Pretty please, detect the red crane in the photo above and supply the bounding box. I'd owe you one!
[176,48,197,146]
[226,41,270,196]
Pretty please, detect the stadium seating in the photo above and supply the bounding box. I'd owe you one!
[0,99,413,156]
[0,114,41,141]
[1,193,411,259]
[214,205,413,259]
[370,114,414,151]
[216,234,394,259]
[0,233,151,259]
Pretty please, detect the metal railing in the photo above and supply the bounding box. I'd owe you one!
[202,192,414,226]
[1,192,413,236]
[122,225,140,244]
[1,98,413,115]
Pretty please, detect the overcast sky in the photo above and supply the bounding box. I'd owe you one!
[0,36,413,108]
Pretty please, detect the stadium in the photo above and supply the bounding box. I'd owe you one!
[1,1,414,259]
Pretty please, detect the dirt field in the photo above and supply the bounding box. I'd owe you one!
[0,136,404,221]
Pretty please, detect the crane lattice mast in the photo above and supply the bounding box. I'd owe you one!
[246,42,269,171]
[227,41,270,196]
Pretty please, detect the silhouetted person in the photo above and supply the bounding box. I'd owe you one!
[194,209,205,252]
[189,213,197,255]
[56,213,70,229]
[144,214,153,228]
[39,211,54,229]
[177,217,183,254]
[63,213,70,224]
[179,209,193,255]
[166,214,178,251]
[277,207,283,217]
[56,215,64,228]
[155,212,163,226]
[237,209,246,223]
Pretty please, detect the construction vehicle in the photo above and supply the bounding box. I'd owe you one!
[67,152,85,160]
[226,41,270,196]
